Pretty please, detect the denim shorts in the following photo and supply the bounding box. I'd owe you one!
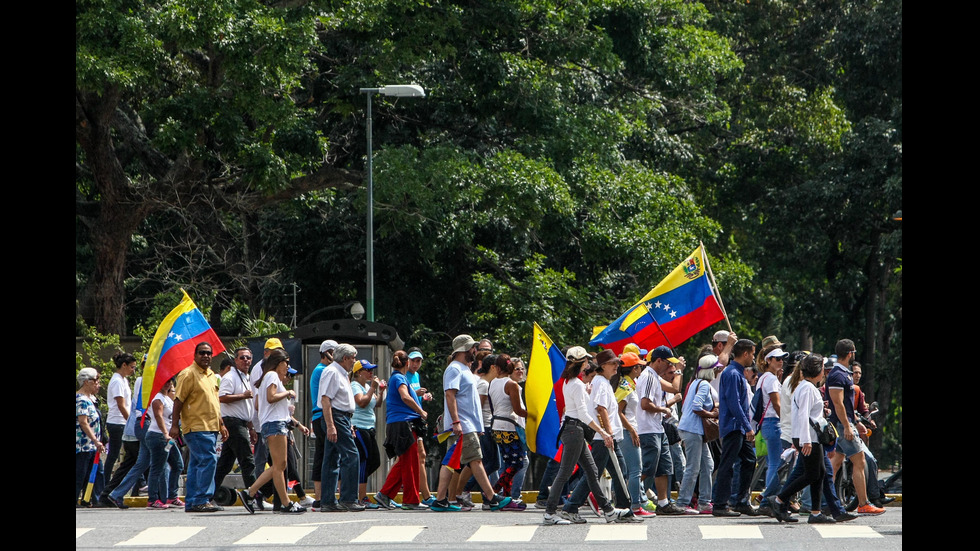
[639,432,673,478]
[261,420,290,437]
[833,422,869,457]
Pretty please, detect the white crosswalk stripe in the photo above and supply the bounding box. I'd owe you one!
[467,525,538,542]
[115,527,205,546]
[812,525,883,538]
[351,525,426,543]
[234,526,318,545]
[76,528,93,539]
[699,525,764,539]
[585,524,647,540]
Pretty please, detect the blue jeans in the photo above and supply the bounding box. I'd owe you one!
[678,429,713,507]
[760,418,783,499]
[619,430,644,507]
[146,432,184,503]
[110,438,152,502]
[183,431,218,508]
[320,412,359,504]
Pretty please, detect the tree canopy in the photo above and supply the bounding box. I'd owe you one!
[77,0,901,464]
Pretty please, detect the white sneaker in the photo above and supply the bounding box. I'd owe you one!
[604,508,635,523]
[298,496,315,507]
[543,513,572,525]
[559,510,587,524]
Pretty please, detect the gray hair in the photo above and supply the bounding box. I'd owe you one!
[334,344,357,362]
[77,367,99,387]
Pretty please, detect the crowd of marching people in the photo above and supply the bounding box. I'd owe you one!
[76,330,892,524]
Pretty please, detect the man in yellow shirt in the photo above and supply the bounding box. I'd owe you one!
[170,342,229,512]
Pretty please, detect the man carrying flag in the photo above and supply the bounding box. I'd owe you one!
[170,342,229,512]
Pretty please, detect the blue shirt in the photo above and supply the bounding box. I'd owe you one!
[678,379,715,435]
[351,381,377,429]
[718,361,752,437]
[386,372,420,423]
[309,363,326,421]
[407,371,423,406]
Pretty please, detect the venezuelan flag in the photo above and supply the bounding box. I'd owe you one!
[141,290,225,408]
[589,245,724,354]
[525,323,566,459]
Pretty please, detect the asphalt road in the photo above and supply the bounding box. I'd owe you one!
[76,504,902,550]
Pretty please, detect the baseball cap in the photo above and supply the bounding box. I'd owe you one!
[264,338,284,350]
[647,345,679,364]
[352,360,377,374]
[565,346,594,362]
[319,339,339,353]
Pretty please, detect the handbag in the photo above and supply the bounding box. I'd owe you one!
[809,416,839,446]
[694,381,720,442]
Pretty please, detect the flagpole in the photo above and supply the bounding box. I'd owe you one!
[701,241,732,332]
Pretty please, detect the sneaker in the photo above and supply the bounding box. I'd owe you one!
[430,499,462,512]
[299,496,315,507]
[733,503,761,516]
[186,503,221,513]
[482,501,492,511]
[238,490,255,514]
[603,508,634,523]
[421,496,436,507]
[833,512,858,522]
[106,495,129,510]
[641,500,657,513]
[486,494,513,511]
[543,513,572,525]
[535,499,549,509]
[856,503,886,516]
[341,501,367,512]
[757,503,773,517]
[207,501,225,511]
[401,501,429,510]
[808,513,836,524]
[657,502,686,516]
[374,492,397,510]
[456,493,476,508]
[166,498,185,508]
[361,497,380,510]
[587,492,601,517]
[874,496,896,507]
[319,502,349,512]
[254,492,267,511]
[147,500,168,509]
[633,507,656,518]
[280,501,307,514]
[766,496,797,523]
[712,507,741,517]
[502,500,528,511]
[698,503,714,515]
[559,510,587,524]
[311,500,321,509]
[682,506,700,515]
[450,501,473,511]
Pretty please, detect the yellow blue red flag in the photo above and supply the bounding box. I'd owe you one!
[525,322,566,459]
[589,245,724,354]
[141,290,225,408]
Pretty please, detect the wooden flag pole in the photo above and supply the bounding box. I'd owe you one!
[701,241,732,332]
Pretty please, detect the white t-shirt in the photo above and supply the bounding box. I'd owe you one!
[107,372,132,425]
[636,366,665,434]
[591,376,622,441]
[258,371,291,427]
[756,371,781,419]
[562,377,595,426]
[442,361,483,433]
[219,368,254,421]
[477,378,493,427]
[147,392,173,435]
[779,376,794,440]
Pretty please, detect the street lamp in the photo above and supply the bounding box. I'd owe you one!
[359,84,425,322]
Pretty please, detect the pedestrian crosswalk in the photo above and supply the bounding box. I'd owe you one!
[76,521,890,546]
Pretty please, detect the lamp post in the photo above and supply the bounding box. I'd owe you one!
[359,84,425,322]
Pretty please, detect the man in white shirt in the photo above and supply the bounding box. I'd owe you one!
[318,344,364,512]
[636,346,684,515]
[214,347,257,491]
[431,334,512,512]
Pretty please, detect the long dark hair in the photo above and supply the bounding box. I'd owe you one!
[265,350,289,374]
[561,359,586,380]
[610,362,633,391]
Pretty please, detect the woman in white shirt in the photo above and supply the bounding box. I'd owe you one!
[768,354,835,524]
[145,377,183,508]
[542,347,631,525]
[239,350,305,514]
[757,347,788,504]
